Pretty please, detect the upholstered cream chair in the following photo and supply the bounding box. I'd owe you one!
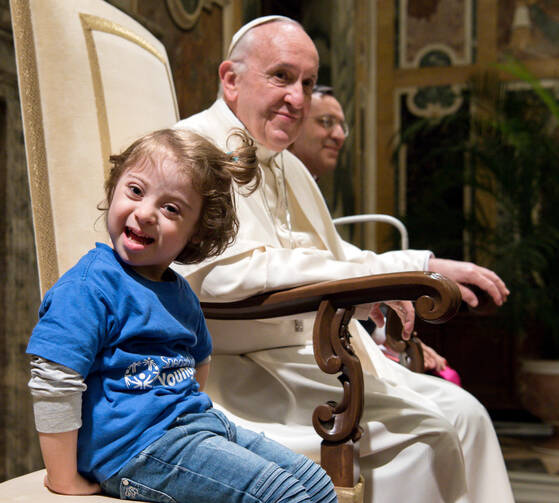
[3,0,461,501]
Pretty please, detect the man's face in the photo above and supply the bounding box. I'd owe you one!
[289,94,347,178]
[223,23,319,152]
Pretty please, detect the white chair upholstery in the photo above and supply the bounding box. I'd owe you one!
[4,0,179,498]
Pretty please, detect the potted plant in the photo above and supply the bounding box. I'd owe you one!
[493,59,559,452]
[395,60,559,449]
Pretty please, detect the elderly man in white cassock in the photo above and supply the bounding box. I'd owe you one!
[173,16,514,503]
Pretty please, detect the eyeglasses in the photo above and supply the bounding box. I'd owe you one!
[313,115,349,137]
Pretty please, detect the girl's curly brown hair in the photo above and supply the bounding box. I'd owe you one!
[100,128,259,264]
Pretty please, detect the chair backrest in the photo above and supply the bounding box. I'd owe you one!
[11,0,179,296]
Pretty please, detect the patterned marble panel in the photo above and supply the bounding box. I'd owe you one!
[499,0,559,59]
[0,29,43,481]
[397,0,475,68]
[137,1,223,119]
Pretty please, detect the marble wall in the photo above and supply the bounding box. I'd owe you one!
[0,0,42,482]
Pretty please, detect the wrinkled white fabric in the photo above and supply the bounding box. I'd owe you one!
[172,99,514,502]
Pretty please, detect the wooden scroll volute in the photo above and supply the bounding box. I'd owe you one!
[311,299,364,444]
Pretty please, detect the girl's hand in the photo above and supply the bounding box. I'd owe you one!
[39,430,100,495]
[44,471,101,495]
[420,341,447,372]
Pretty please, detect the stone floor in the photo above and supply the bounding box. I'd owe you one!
[495,421,559,503]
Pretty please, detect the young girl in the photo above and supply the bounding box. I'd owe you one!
[26,128,337,503]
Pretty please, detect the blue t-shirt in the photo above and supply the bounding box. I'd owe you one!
[27,243,213,482]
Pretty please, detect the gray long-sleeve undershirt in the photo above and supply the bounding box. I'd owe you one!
[28,356,86,433]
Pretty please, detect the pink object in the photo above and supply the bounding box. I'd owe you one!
[434,366,462,387]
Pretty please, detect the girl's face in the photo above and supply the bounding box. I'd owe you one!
[107,155,202,281]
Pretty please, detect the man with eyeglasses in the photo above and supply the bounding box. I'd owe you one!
[289,85,348,179]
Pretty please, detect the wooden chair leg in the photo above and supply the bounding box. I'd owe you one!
[321,440,361,487]
[333,476,365,503]
[312,299,364,501]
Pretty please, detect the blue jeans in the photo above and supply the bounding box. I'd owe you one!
[101,408,337,503]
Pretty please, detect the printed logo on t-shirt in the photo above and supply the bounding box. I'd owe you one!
[124,357,160,389]
[124,355,196,390]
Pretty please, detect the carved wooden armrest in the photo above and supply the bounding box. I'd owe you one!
[201,271,461,487]
[201,271,460,321]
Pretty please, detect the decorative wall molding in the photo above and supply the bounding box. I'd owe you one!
[397,0,474,68]
[166,0,229,31]
[405,84,464,119]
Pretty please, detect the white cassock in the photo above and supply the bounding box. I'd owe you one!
[173,99,514,503]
